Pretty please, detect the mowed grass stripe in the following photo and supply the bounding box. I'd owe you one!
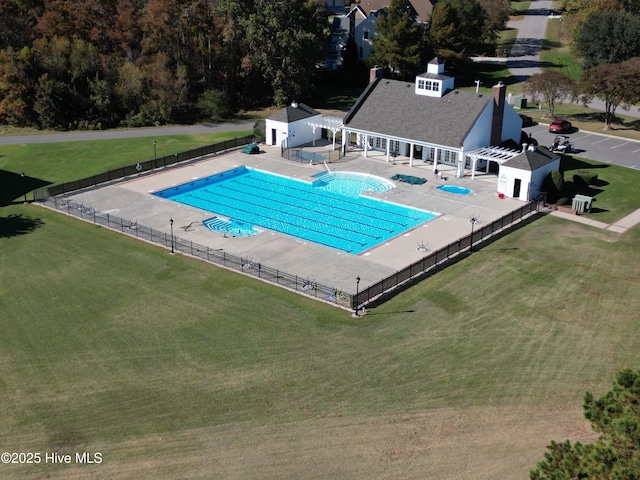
[2,202,640,479]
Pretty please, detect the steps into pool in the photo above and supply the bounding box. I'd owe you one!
[203,217,261,237]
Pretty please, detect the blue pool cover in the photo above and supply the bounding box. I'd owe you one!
[154,167,437,254]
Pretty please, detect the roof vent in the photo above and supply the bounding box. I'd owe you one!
[291,101,298,108]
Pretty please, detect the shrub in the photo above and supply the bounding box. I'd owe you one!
[196,89,232,121]
[543,170,565,203]
[253,119,266,143]
[574,172,597,185]
[556,197,570,206]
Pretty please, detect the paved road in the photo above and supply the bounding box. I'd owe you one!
[507,0,640,118]
[526,123,640,169]
[0,122,255,145]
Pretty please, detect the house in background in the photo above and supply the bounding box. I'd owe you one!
[264,103,322,149]
[325,0,437,69]
[326,4,380,68]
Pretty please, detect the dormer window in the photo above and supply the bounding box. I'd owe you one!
[417,79,440,93]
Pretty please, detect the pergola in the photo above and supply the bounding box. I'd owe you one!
[466,146,520,179]
[306,116,344,149]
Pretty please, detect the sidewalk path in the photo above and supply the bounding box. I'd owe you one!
[549,208,640,233]
[0,122,255,145]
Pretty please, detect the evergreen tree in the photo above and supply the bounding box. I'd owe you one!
[369,0,427,80]
[428,0,490,65]
[531,368,640,479]
[573,10,640,68]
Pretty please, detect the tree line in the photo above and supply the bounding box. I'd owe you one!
[0,0,514,131]
[0,0,330,130]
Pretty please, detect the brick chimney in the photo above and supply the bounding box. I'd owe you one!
[369,65,383,83]
[490,81,506,146]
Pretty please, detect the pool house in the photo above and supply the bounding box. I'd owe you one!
[340,59,523,178]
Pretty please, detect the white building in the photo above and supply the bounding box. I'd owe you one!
[342,59,523,178]
[264,103,323,148]
[497,145,560,201]
[339,59,560,199]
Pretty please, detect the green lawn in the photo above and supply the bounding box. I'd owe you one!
[0,131,252,196]
[1,199,639,478]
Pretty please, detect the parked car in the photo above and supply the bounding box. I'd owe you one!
[519,114,533,127]
[549,118,572,133]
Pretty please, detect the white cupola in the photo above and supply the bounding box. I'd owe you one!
[415,57,455,98]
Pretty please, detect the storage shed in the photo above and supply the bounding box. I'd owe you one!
[264,102,322,148]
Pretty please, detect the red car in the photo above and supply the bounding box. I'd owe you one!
[549,118,572,133]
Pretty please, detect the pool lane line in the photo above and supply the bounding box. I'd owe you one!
[216,183,404,231]
[238,175,422,220]
[224,178,421,226]
[181,193,375,251]
[185,192,385,242]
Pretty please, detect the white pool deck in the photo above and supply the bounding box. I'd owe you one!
[63,145,532,294]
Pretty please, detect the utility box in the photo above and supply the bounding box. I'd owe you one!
[572,194,593,214]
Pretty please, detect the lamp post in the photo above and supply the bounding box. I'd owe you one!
[153,140,157,159]
[469,214,480,252]
[21,172,27,202]
[170,218,174,254]
[354,275,361,317]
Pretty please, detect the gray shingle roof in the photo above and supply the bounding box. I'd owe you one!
[502,146,559,171]
[343,78,493,148]
[268,103,320,123]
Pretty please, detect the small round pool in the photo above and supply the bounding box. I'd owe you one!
[312,172,395,197]
[438,184,471,195]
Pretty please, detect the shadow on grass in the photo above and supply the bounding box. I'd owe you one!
[561,156,610,171]
[0,214,45,238]
[0,170,51,206]
[570,112,640,131]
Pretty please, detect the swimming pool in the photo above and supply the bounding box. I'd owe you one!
[154,167,437,254]
[438,184,472,195]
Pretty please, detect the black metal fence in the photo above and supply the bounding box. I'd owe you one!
[40,196,353,309]
[352,201,540,310]
[39,194,538,312]
[34,135,254,199]
[281,145,342,164]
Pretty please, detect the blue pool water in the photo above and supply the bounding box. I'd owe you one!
[438,184,472,195]
[154,167,437,254]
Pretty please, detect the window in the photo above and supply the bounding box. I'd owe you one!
[418,79,426,90]
[374,137,387,150]
[442,150,458,164]
[363,29,369,40]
